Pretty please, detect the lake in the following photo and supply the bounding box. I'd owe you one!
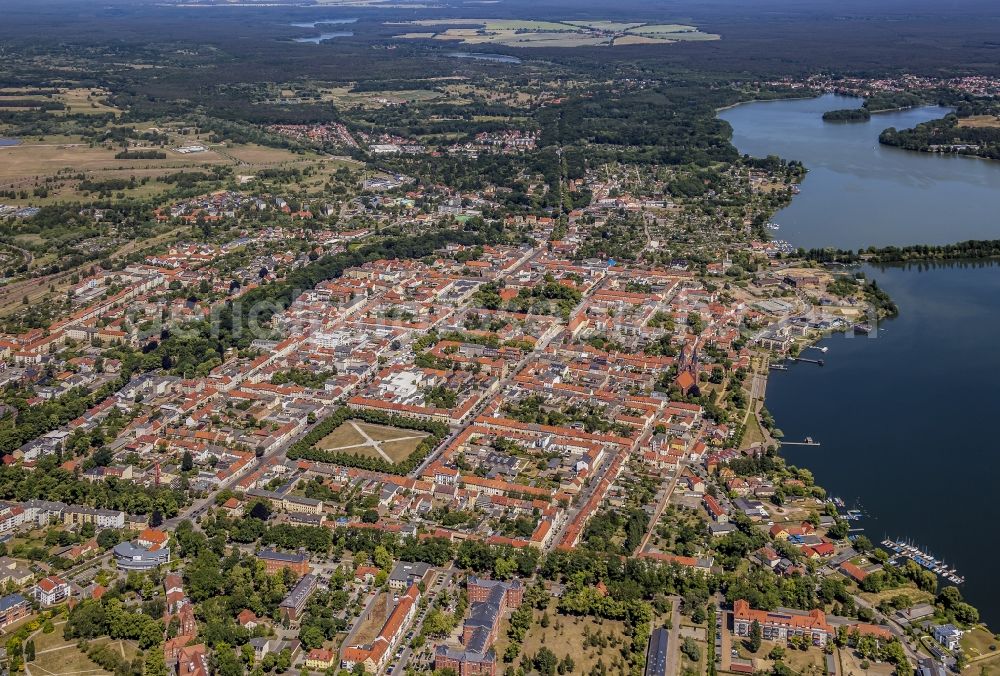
[446,52,521,64]
[289,19,357,28]
[723,94,1000,626]
[720,94,1000,250]
[0,138,19,147]
[289,18,356,43]
[293,32,353,44]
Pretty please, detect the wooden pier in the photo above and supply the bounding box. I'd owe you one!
[789,357,825,366]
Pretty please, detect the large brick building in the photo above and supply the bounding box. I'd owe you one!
[435,578,523,676]
[257,549,311,577]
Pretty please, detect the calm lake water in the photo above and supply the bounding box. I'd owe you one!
[720,94,1000,250]
[723,95,1000,626]
[293,32,353,43]
[289,18,356,43]
[446,52,522,64]
[289,18,357,28]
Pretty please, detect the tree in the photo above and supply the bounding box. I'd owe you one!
[181,451,194,472]
[146,646,170,676]
[214,644,243,676]
[300,625,326,650]
[680,638,700,662]
[25,639,35,662]
[534,647,558,676]
[749,619,762,653]
[373,545,393,570]
[249,501,272,521]
[276,648,292,673]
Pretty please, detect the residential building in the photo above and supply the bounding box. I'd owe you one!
[33,575,70,606]
[63,506,126,529]
[0,593,29,629]
[137,528,169,549]
[306,649,336,670]
[279,574,317,623]
[934,624,964,651]
[342,584,420,674]
[732,599,832,646]
[387,561,433,591]
[178,644,209,676]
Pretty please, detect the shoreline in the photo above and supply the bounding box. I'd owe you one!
[714,94,818,113]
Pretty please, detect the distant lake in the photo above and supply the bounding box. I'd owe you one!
[293,31,353,44]
[289,18,356,43]
[0,138,19,147]
[446,52,521,64]
[289,18,357,28]
[720,94,1000,250]
[724,94,1000,627]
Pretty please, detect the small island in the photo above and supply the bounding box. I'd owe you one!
[822,108,871,122]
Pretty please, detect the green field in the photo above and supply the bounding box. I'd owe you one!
[316,420,429,463]
[394,18,719,48]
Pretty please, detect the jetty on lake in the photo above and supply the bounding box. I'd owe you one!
[781,436,820,446]
[882,538,965,585]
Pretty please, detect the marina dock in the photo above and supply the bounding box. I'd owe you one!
[882,538,965,585]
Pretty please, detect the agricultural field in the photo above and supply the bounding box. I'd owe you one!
[392,19,719,48]
[316,420,430,463]
[0,88,121,117]
[0,139,315,204]
[316,86,454,108]
[958,115,1000,128]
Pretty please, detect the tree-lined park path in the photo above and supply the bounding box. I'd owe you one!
[323,419,428,463]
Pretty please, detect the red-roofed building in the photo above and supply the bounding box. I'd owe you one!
[237,609,259,629]
[138,528,169,549]
[839,561,869,583]
[733,599,832,646]
[341,584,420,673]
[306,649,336,670]
[33,575,70,606]
[178,644,208,676]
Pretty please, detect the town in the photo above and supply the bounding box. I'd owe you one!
[1,5,998,674]
[0,159,981,676]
